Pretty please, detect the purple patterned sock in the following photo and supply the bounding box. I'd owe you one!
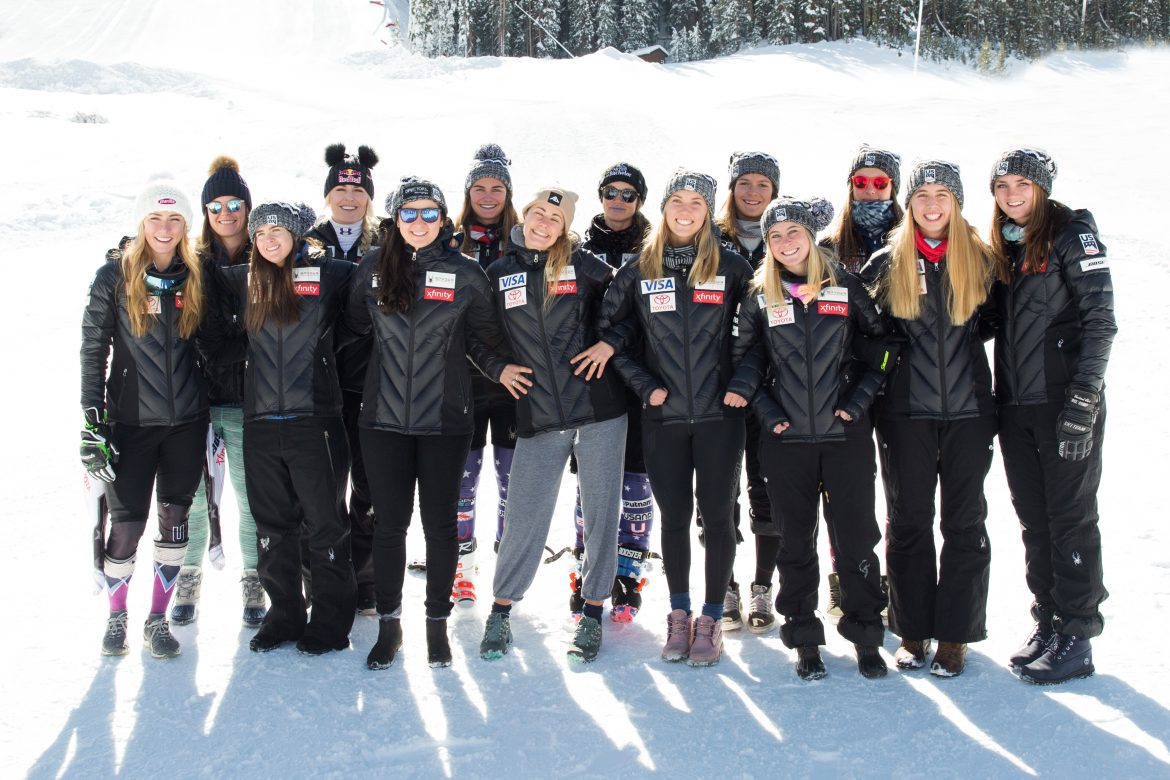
[150,560,181,614]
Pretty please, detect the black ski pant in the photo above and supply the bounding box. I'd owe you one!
[999,400,1107,638]
[342,390,375,598]
[760,428,886,648]
[644,418,744,607]
[245,416,356,647]
[104,419,204,560]
[361,429,472,619]
[876,413,996,643]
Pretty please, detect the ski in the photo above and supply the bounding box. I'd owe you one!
[204,424,228,570]
[83,470,108,594]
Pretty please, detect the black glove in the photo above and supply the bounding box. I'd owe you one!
[81,407,118,482]
[1056,385,1099,462]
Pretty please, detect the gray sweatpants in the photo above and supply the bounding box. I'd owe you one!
[493,414,627,603]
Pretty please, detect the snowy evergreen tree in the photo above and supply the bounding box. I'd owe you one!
[596,0,621,48]
[710,0,752,54]
[624,0,661,50]
[568,0,598,54]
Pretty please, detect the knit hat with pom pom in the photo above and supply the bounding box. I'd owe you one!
[465,143,513,192]
[760,196,835,238]
[201,155,252,209]
[248,201,317,240]
[324,143,379,197]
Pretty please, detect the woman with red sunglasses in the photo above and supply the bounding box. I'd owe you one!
[345,178,512,670]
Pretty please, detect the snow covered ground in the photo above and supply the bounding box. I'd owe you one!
[2,1,1169,776]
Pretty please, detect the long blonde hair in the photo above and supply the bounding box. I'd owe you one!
[318,196,379,253]
[638,217,721,288]
[121,227,204,339]
[883,192,999,324]
[542,230,579,310]
[752,232,839,308]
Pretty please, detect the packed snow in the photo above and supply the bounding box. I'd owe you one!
[1,1,1168,776]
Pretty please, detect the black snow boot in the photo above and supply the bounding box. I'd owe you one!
[367,618,403,670]
[426,618,452,668]
[856,644,888,679]
[796,646,827,680]
[1009,603,1056,670]
[1019,633,1094,685]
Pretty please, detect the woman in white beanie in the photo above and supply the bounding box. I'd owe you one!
[81,176,209,660]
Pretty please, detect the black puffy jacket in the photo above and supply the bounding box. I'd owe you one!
[198,237,251,405]
[486,229,627,437]
[721,228,767,268]
[346,230,508,436]
[81,260,208,426]
[860,248,995,420]
[600,246,753,426]
[992,205,1115,405]
[583,213,650,269]
[306,221,377,394]
[729,270,889,441]
[205,244,354,421]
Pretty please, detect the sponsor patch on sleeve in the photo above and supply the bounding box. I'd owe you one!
[1078,233,1101,256]
[1079,257,1109,273]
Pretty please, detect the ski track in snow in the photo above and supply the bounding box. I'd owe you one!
[2,2,1169,776]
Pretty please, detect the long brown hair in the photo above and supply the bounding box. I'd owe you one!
[829,188,904,268]
[121,225,205,339]
[372,219,418,314]
[638,217,721,288]
[457,189,519,255]
[753,232,839,308]
[882,193,1001,324]
[245,236,302,332]
[989,186,1055,276]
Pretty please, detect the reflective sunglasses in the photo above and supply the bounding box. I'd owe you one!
[851,175,891,191]
[205,198,246,214]
[601,187,639,203]
[399,207,441,224]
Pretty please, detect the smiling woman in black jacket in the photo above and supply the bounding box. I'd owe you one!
[81,177,208,660]
[989,148,1116,685]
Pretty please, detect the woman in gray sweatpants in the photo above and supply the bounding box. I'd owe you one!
[478,187,631,663]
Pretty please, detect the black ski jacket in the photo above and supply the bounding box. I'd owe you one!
[729,270,890,441]
[600,246,753,426]
[306,221,377,394]
[204,244,354,421]
[198,236,251,405]
[81,259,208,426]
[345,229,509,436]
[720,228,767,268]
[583,213,650,269]
[992,205,1115,405]
[860,248,995,420]
[486,229,628,437]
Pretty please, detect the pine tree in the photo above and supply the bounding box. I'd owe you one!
[624,0,661,50]
[710,0,752,55]
[596,0,621,48]
[568,0,598,54]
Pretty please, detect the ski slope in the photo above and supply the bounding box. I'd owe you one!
[1,1,1168,776]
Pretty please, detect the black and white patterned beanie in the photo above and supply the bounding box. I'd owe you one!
[385,177,448,218]
[905,160,964,209]
[990,148,1058,195]
[849,145,902,195]
[660,170,718,215]
[464,143,512,192]
[248,202,317,240]
[728,151,780,193]
[760,196,835,238]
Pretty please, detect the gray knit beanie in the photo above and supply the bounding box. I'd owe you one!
[385,177,448,218]
[464,143,512,192]
[905,160,964,209]
[990,148,1058,195]
[660,170,718,215]
[760,196,835,238]
[248,202,317,240]
[728,151,780,193]
[849,145,902,195]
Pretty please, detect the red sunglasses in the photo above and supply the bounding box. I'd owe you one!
[852,175,891,191]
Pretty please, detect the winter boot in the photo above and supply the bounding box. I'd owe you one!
[1019,633,1094,685]
[426,618,452,668]
[796,645,827,680]
[856,645,888,679]
[825,572,843,623]
[568,615,603,663]
[747,583,776,634]
[479,611,513,660]
[661,609,694,662]
[355,587,378,616]
[452,542,477,608]
[367,618,403,670]
[1009,603,1056,670]
[240,569,267,628]
[611,543,648,622]
[722,582,743,631]
[930,641,967,678]
[895,638,932,670]
[568,547,584,616]
[296,635,348,656]
[169,565,202,626]
[143,613,181,659]
[688,615,723,667]
[101,610,129,656]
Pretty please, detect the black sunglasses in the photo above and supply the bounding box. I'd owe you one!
[206,199,246,214]
[601,187,639,204]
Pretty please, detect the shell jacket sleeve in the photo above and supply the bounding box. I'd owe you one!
[80,263,118,414]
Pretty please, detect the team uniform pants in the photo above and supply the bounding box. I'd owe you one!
[876,413,996,643]
[342,390,375,597]
[184,405,258,569]
[999,400,1108,638]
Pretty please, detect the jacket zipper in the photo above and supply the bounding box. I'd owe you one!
[933,260,948,418]
[535,253,568,430]
[404,251,418,431]
[681,269,695,423]
[801,298,818,441]
[165,295,176,424]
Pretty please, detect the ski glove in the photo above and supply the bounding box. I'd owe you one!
[1056,385,1099,462]
[81,407,118,482]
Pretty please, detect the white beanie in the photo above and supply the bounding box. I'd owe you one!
[133,175,194,230]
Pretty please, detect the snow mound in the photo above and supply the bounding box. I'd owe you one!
[0,58,211,96]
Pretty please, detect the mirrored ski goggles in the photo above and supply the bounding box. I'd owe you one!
[601,187,639,203]
[206,199,246,214]
[399,207,441,224]
[851,175,891,191]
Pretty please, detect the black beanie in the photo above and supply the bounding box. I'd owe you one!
[598,162,648,202]
[201,156,251,209]
[324,143,379,198]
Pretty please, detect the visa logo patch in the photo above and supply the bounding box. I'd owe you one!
[640,278,675,294]
[499,272,527,291]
